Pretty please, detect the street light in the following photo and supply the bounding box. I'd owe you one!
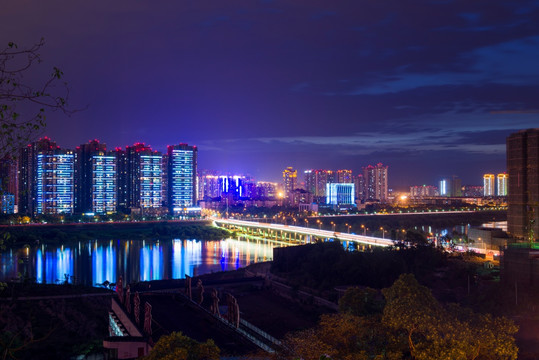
[317,219,322,230]
[361,224,366,236]
[331,221,335,232]
[380,227,386,239]
[345,223,351,233]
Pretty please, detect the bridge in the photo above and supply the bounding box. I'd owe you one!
[213,218,394,248]
[213,218,500,256]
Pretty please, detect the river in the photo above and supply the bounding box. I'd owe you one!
[0,237,278,287]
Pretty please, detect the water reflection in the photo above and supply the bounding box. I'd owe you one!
[0,237,276,287]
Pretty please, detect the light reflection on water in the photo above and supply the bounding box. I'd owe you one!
[0,237,276,287]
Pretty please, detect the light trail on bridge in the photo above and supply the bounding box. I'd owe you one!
[214,218,500,256]
[214,218,395,247]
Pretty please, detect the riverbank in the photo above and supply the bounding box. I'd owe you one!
[0,220,232,247]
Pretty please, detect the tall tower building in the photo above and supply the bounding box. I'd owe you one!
[497,173,508,196]
[75,139,108,213]
[439,176,462,197]
[282,167,297,200]
[118,143,162,211]
[167,143,197,213]
[507,129,539,241]
[483,174,495,197]
[363,163,388,202]
[0,156,18,213]
[36,148,75,215]
[18,137,59,215]
[304,169,331,202]
[336,170,353,183]
[354,174,365,201]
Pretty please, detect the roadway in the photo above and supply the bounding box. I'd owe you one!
[213,218,395,247]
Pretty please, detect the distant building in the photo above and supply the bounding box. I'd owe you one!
[282,167,297,201]
[497,173,508,196]
[167,144,197,213]
[409,185,438,198]
[304,169,333,202]
[1,194,15,214]
[439,176,462,197]
[290,188,313,206]
[354,174,365,202]
[336,169,353,183]
[363,163,388,202]
[256,181,278,199]
[483,174,495,197]
[0,156,18,212]
[462,185,483,197]
[326,183,355,205]
[507,128,539,241]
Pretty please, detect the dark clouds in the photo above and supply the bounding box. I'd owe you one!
[2,0,539,188]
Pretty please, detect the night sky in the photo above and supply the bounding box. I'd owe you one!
[2,1,539,189]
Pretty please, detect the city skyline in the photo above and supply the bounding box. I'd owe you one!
[2,2,539,187]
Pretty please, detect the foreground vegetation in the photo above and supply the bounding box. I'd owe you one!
[277,274,518,360]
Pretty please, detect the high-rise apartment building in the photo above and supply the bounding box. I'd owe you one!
[439,176,462,197]
[75,140,117,214]
[304,169,332,202]
[117,143,162,211]
[363,163,388,202]
[336,170,353,184]
[0,156,18,213]
[410,185,438,198]
[283,167,297,200]
[36,149,75,214]
[167,144,197,213]
[18,137,61,215]
[497,173,508,196]
[483,174,495,197]
[507,129,539,240]
[256,181,277,199]
[354,174,364,201]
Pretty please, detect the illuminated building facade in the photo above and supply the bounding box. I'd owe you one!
[198,174,220,200]
[75,140,108,213]
[167,144,197,213]
[92,155,117,214]
[507,129,539,240]
[363,163,388,202]
[336,169,353,183]
[36,150,75,214]
[326,183,355,205]
[483,174,495,197]
[140,154,162,209]
[410,185,439,198]
[119,143,162,210]
[439,176,462,197]
[256,181,277,199]
[283,167,297,200]
[18,138,59,215]
[497,173,508,196]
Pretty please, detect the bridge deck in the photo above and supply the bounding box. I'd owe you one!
[214,218,394,247]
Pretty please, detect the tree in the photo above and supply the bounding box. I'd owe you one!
[0,38,71,159]
[382,274,518,360]
[338,286,384,316]
[141,332,220,360]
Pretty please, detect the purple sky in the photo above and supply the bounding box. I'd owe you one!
[2,1,539,190]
